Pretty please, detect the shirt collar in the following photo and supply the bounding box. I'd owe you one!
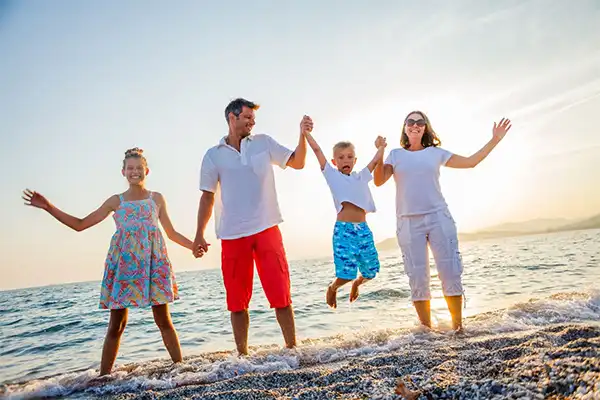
[218,134,254,147]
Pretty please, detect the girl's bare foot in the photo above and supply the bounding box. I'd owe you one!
[326,285,337,308]
[349,280,360,303]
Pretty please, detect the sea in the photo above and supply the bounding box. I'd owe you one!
[1,229,599,399]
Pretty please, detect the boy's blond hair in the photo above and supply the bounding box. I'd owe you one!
[332,141,355,154]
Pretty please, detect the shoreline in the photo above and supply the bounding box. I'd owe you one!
[97,322,600,400]
[5,321,597,400]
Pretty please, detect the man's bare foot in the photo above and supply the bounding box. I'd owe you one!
[326,285,337,308]
[349,280,360,303]
[395,378,421,399]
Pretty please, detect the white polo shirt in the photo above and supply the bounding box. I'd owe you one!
[322,163,376,214]
[199,134,294,240]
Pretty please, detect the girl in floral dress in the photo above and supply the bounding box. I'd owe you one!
[22,148,196,376]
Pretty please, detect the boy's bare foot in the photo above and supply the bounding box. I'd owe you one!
[349,280,360,303]
[326,285,337,308]
[395,378,422,399]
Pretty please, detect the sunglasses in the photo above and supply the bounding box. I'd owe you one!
[405,119,426,127]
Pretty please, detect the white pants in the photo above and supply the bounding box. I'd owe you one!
[396,208,464,301]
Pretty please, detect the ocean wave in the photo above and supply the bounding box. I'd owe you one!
[3,321,82,340]
[2,289,599,399]
[360,288,411,300]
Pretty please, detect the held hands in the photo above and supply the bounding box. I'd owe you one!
[300,115,313,135]
[374,135,387,149]
[192,236,210,258]
[492,118,512,142]
[22,189,51,210]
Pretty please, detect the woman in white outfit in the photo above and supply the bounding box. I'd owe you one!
[374,110,512,331]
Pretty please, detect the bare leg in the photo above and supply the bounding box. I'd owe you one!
[326,278,352,308]
[231,309,250,355]
[100,309,128,376]
[349,276,371,303]
[445,295,463,331]
[413,300,431,328]
[275,305,297,348]
[152,304,183,363]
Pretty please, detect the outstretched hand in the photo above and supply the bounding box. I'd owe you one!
[374,135,387,149]
[300,115,313,135]
[22,189,51,210]
[492,118,512,141]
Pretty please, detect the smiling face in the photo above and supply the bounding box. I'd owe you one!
[404,112,426,146]
[332,143,357,175]
[229,106,256,138]
[122,157,148,185]
[400,110,441,150]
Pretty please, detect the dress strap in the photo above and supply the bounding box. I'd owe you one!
[148,191,153,200]
[118,194,124,203]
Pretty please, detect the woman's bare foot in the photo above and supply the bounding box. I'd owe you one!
[349,280,360,303]
[326,285,337,308]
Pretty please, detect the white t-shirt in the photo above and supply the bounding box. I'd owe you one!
[322,162,376,214]
[199,134,293,240]
[384,146,453,217]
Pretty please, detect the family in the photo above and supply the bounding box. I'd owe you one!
[22,97,512,376]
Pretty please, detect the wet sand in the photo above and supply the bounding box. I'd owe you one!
[102,323,600,400]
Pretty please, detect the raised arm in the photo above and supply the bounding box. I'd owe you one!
[22,189,118,232]
[286,115,313,170]
[446,118,512,169]
[372,136,393,186]
[154,192,193,250]
[303,131,327,170]
[367,136,387,172]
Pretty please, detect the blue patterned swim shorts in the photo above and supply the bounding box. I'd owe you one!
[333,221,380,280]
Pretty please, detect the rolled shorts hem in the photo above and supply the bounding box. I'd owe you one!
[335,271,358,280]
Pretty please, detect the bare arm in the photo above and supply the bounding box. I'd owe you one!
[446,118,512,169]
[192,191,215,255]
[372,136,392,186]
[367,146,385,173]
[286,115,313,170]
[303,132,327,170]
[373,163,393,186]
[46,195,118,232]
[286,132,307,170]
[445,139,499,169]
[155,193,193,250]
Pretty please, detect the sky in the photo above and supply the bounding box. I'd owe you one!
[1,0,599,290]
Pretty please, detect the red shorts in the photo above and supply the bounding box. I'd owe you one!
[221,225,291,312]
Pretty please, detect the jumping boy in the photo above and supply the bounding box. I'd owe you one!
[303,131,386,308]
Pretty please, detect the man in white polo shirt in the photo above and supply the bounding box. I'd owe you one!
[193,98,313,355]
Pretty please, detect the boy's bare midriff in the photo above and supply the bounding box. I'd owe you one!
[337,202,367,223]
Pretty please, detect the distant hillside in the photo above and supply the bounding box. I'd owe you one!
[549,213,600,232]
[482,218,570,233]
[376,213,600,251]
